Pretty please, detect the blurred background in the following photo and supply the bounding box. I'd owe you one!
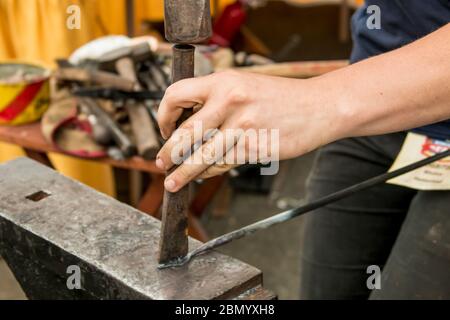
[0,0,363,299]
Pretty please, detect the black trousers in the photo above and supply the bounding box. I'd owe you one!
[300,132,450,299]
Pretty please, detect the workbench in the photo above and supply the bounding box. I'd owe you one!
[0,122,224,242]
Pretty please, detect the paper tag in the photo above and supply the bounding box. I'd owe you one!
[387,132,450,190]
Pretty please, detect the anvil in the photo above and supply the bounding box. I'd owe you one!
[0,158,274,300]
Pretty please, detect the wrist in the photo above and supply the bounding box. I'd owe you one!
[302,76,355,145]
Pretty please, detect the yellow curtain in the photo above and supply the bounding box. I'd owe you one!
[0,0,120,196]
[0,0,132,76]
[0,0,242,65]
[133,0,236,23]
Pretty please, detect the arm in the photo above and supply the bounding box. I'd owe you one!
[157,23,450,193]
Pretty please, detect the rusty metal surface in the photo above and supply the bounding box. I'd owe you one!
[164,0,212,44]
[171,45,195,84]
[158,45,196,264]
[0,158,263,300]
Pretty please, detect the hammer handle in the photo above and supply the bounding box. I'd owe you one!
[115,57,161,159]
[126,103,160,160]
[115,58,142,91]
[55,68,136,91]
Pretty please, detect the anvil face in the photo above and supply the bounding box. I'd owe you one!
[0,158,270,300]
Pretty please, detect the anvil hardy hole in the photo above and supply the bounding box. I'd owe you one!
[26,190,51,202]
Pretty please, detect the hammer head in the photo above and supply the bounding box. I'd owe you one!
[97,42,153,71]
[164,0,212,44]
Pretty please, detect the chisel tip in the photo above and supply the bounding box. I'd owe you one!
[157,255,190,270]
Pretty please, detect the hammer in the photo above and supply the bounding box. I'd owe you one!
[158,0,212,264]
[98,43,161,159]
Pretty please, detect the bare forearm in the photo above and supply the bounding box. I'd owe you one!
[314,23,450,141]
[156,24,450,191]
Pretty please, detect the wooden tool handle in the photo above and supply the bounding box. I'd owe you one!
[126,103,160,160]
[115,57,161,159]
[55,68,136,91]
[115,57,142,91]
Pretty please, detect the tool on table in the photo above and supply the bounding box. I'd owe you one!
[94,42,154,72]
[98,43,161,160]
[53,48,170,160]
[88,115,114,146]
[73,88,164,101]
[158,0,213,265]
[55,67,136,92]
[79,97,135,157]
[158,149,450,269]
[73,87,163,133]
[148,60,171,90]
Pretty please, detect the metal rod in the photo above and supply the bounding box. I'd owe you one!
[159,149,450,269]
[79,97,135,157]
[158,44,196,264]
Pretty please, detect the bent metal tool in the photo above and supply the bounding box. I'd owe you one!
[158,149,450,269]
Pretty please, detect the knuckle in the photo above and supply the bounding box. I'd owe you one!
[227,87,248,105]
[201,142,217,165]
[180,120,195,131]
[238,113,255,130]
[159,143,172,158]
[159,146,176,165]
[172,127,193,149]
[214,163,231,173]
[202,166,218,179]
[163,84,177,101]
[175,165,193,182]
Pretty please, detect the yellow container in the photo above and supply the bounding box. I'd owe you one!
[0,63,50,126]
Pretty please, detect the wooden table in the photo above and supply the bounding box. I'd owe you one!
[0,122,224,242]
